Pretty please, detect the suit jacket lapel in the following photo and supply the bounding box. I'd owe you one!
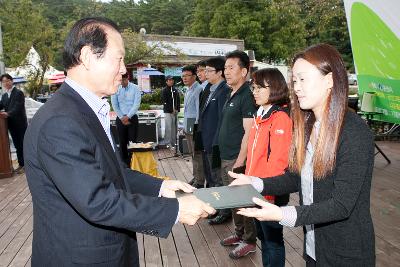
[1,92,8,109]
[4,88,16,110]
[58,84,122,172]
[201,81,226,114]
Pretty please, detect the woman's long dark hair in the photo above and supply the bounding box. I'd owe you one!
[288,44,349,179]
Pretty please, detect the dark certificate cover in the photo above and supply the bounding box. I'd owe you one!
[185,118,196,134]
[176,185,264,209]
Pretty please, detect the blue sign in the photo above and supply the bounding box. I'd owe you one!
[164,67,182,77]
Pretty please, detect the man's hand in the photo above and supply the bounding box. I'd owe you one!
[160,180,195,198]
[0,112,8,118]
[228,171,253,186]
[178,195,216,225]
[121,115,131,125]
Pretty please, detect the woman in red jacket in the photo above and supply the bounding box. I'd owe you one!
[247,68,292,267]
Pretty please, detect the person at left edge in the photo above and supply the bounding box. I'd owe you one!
[0,74,28,174]
[111,73,141,165]
[24,17,215,267]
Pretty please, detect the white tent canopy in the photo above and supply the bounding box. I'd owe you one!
[6,47,60,79]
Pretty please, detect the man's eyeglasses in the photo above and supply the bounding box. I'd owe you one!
[1,79,12,85]
[251,84,270,93]
[181,74,193,78]
[205,68,217,73]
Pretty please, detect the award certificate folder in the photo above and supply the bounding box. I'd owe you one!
[185,118,196,134]
[176,185,264,209]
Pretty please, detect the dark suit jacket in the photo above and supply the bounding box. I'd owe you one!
[24,83,179,266]
[0,87,27,130]
[199,81,230,153]
[193,83,211,151]
[261,111,375,266]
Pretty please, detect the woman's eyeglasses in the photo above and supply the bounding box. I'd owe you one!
[251,84,269,93]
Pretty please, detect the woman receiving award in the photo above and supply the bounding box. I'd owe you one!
[229,44,375,266]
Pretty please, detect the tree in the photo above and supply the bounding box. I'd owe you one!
[135,0,193,35]
[185,0,307,63]
[0,0,57,97]
[301,0,353,70]
[262,0,307,63]
[103,0,140,31]
[122,29,184,65]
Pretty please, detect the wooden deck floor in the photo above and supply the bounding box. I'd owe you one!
[0,141,399,267]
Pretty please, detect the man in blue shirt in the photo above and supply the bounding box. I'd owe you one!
[182,65,202,154]
[111,73,141,165]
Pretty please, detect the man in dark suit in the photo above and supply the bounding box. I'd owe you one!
[24,17,215,267]
[199,57,230,188]
[189,60,210,188]
[0,74,27,173]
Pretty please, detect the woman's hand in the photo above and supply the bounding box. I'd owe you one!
[228,171,253,186]
[236,197,283,222]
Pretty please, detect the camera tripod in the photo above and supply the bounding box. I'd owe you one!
[158,114,190,162]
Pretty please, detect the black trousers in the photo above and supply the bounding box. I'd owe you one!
[116,115,138,165]
[9,123,27,167]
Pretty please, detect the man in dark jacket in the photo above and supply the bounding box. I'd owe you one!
[188,60,209,188]
[24,17,214,267]
[199,56,230,189]
[0,74,27,173]
[161,76,180,148]
[216,51,257,258]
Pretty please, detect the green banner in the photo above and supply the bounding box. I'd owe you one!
[344,1,400,123]
[358,75,400,123]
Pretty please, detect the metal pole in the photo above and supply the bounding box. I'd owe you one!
[0,22,5,75]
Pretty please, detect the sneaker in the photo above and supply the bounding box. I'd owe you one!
[220,234,242,246]
[229,242,256,259]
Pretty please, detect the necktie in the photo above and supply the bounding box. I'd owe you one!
[2,93,9,106]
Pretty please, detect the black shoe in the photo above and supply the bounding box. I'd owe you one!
[208,214,231,225]
[13,166,24,174]
[192,183,204,189]
[207,210,219,219]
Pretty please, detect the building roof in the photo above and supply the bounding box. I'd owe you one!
[128,34,245,66]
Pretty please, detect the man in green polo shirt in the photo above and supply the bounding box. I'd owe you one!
[213,50,257,259]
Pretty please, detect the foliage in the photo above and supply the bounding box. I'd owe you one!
[300,0,353,71]
[1,0,355,84]
[139,103,151,110]
[134,0,195,35]
[141,89,162,105]
[186,0,352,68]
[122,29,185,65]
[0,0,57,98]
